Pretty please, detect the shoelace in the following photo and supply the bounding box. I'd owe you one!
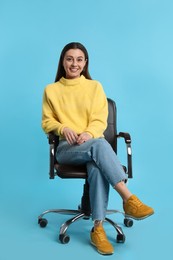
[96,229,107,242]
[132,197,143,207]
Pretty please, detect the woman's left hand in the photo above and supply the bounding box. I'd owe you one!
[76,132,92,145]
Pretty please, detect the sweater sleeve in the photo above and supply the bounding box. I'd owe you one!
[41,89,67,135]
[85,82,108,138]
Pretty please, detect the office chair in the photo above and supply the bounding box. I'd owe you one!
[38,98,133,244]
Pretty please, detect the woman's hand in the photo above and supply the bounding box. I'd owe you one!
[63,128,92,145]
[62,127,78,145]
[76,132,92,145]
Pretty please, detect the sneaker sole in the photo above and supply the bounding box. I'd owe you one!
[125,212,154,220]
[90,241,114,255]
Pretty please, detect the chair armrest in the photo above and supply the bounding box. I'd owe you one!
[48,133,59,179]
[48,132,56,144]
[117,132,133,178]
[117,132,131,144]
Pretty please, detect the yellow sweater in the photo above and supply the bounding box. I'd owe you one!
[42,75,108,139]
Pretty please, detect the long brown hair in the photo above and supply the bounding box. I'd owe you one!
[54,42,92,82]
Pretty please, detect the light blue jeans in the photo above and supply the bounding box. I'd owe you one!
[56,138,127,221]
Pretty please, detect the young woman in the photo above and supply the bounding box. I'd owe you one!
[42,42,154,255]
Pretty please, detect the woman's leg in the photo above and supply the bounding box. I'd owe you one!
[56,138,154,219]
[87,161,110,221]
[56,138,154,255]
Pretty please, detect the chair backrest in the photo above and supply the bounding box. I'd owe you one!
[49,98,118,179]
[104,98,117,153]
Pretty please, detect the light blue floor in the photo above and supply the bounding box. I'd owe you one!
[0,160,172,260]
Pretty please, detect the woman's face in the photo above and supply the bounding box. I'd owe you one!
[63,48,87,79]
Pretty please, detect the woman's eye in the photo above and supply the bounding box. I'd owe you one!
[66,58,72,62]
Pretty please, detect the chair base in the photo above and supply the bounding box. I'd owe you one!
[38,208,132,244]
[38,182,133,243]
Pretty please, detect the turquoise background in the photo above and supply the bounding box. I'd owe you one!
[0,0,173,259]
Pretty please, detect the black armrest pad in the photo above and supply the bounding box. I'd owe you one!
[117,132,131,143]
[48,132,59,144]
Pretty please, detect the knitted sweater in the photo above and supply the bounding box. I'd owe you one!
[42,75,108,139]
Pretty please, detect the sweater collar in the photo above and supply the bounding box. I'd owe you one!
[59,75,85,86]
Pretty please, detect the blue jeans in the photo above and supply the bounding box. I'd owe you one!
[56,138,127,221]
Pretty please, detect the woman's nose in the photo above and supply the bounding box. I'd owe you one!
[72,59,77,66]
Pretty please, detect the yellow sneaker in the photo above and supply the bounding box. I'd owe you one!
[90,225,114,255]
[123,195,154,220]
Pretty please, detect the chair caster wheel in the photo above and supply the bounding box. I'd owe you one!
[59,234,70,244]
[116,234,125,243]
[124,218,133,227]
[38,218,48,228]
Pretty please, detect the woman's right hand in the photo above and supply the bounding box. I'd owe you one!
[62,127,78,145]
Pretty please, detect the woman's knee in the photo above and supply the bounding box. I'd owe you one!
[92,138,110,149]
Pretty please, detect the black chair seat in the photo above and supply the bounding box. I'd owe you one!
[55,164,87,179]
